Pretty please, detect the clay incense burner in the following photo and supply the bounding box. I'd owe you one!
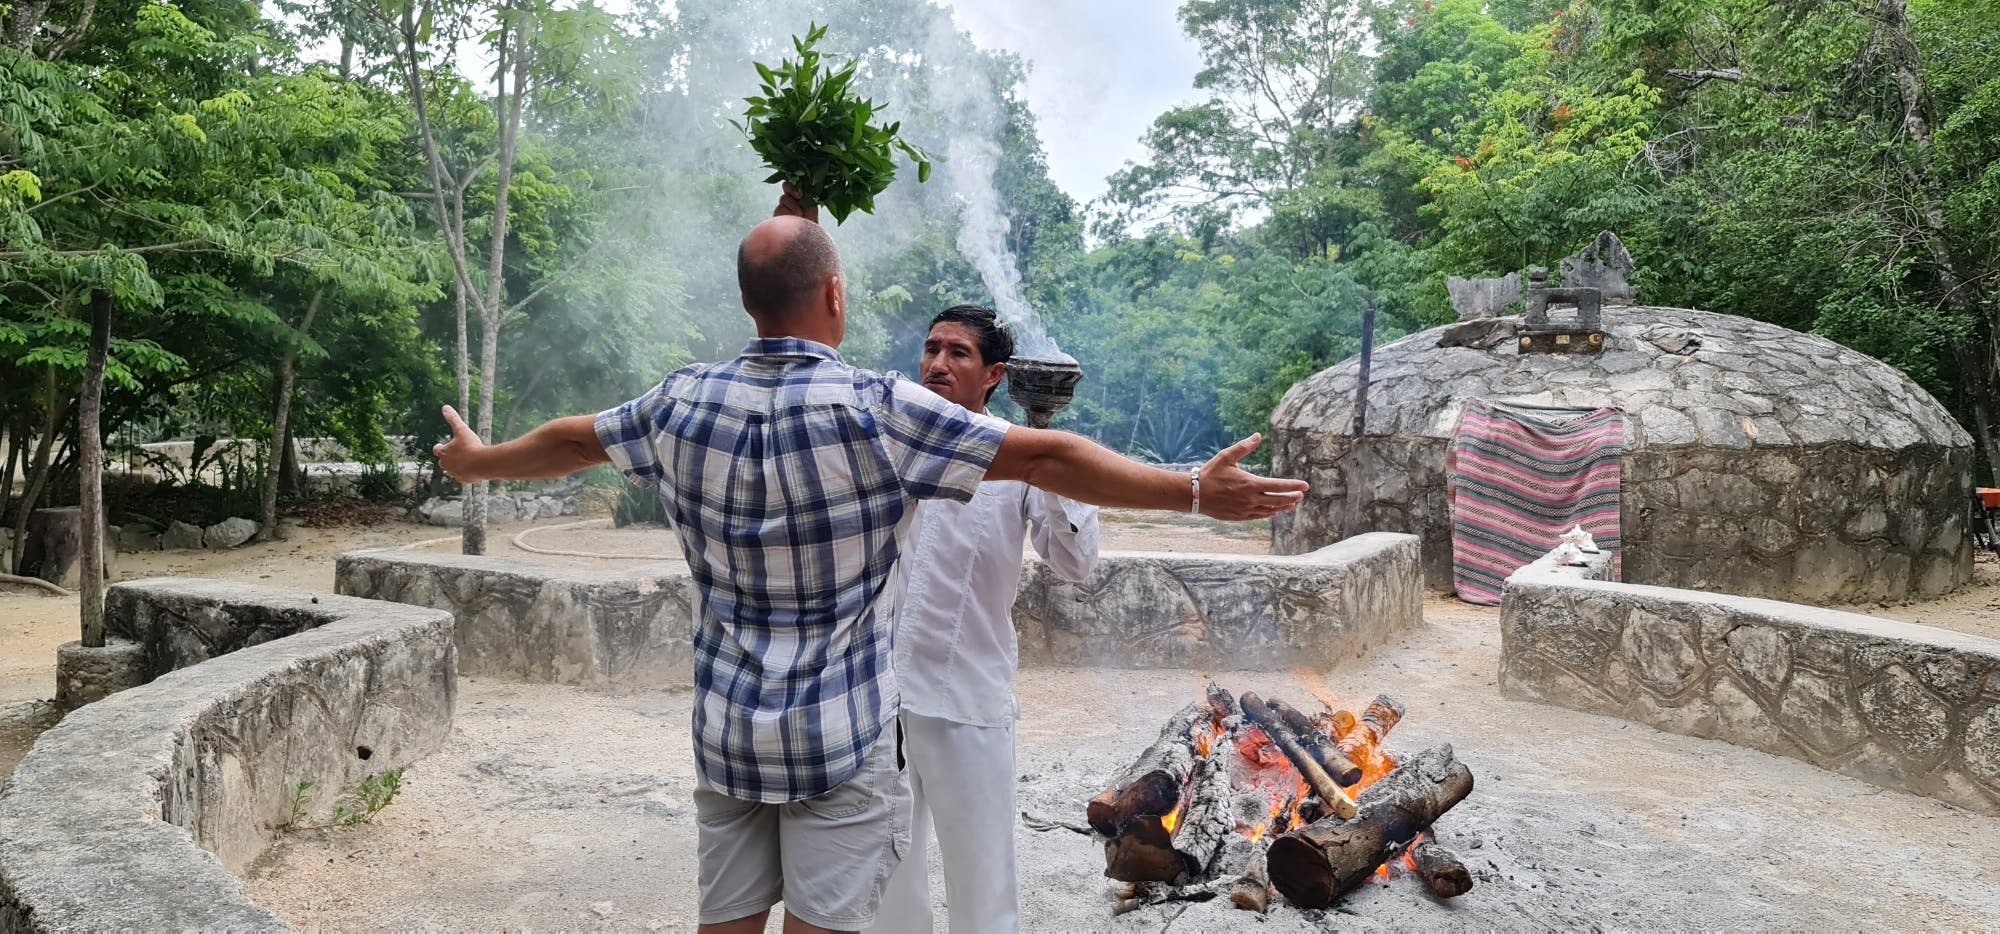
[1006,355,1083,428]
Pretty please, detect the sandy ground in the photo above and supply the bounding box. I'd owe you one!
[6,522,2000,930]
[241,597,2000,931]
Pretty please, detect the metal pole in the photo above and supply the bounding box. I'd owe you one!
[1352,302,1377,438]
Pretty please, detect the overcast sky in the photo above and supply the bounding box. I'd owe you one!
[941,0,1206,205]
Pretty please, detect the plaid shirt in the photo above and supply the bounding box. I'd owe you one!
[595,337,1007,802]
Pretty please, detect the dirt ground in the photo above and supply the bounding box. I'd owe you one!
[239,596,2000,931]
[5,522,2000,930]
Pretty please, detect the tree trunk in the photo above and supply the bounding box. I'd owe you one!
[4,0,53,49]
[1,427,22,528]
[256,290,321,544]
[77,290,111,645]
[278,415,302,498]
[463,25,530,557]
[1266,744,1475,909]
[256,288,322,544]
[9,369,68,575]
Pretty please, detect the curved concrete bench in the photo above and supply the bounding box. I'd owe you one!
[1500,552,2000,815]
[336,532,1425,687]
[0,580,455,931]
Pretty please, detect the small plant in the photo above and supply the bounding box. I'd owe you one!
[735,23,933,223]
[332,768,405,826]
[355,462,406,503]
[282,768,407,829]
[287,779,316,827]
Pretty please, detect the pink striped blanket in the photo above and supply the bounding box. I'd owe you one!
[1450,399,1625,605]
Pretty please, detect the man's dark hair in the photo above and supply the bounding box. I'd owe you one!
[930,304,1013,403]
[931,304,1014,366]
[737,223,841,319]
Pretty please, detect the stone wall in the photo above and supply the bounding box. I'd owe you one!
[1269,305,1976,604]
[339,534,1425,688]
[0,580,455,931]
[1622,444,1970,604]
[1499,556,2000,816]
[1016,533,1424,669]
[335,551,698,691]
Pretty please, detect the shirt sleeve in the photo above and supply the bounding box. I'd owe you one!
[1024,487,1101,583]
[594,381,671,487]
[877,377,1008,503]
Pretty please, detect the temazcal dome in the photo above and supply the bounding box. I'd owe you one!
[1268,299,1974,605]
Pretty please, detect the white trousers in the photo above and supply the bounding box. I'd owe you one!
[868,710,1018,934]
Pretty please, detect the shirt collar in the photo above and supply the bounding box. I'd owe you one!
[741,336,844,364]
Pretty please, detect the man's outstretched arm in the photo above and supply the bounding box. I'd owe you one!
[432,405,609,483]
[985,428,1306,521]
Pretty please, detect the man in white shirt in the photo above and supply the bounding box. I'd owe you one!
[872,306,1100,933]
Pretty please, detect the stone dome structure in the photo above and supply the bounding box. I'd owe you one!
[1269,305,1973,604]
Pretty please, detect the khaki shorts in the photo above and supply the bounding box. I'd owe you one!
[694,723,909,929]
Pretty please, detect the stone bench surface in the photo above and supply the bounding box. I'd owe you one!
[0,580,455,932]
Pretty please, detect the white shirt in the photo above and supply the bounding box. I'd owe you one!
[895,479,1101,727]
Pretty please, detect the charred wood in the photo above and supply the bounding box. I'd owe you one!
[1087,702,1204,835]
[1266,744,1475,909]
[1229,846,1272,913]
[1240,691,1357,820]
[1206,681,1240,718]
[1411,841,1473,898]
[1266,696,1362,786]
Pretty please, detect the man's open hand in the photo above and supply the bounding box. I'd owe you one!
[431,405,485,483]
[1198,433,1308,520]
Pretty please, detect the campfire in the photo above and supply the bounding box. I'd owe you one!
[1086,684,1474,913]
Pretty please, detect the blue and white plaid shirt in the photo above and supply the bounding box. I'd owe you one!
[595,337,1007,803]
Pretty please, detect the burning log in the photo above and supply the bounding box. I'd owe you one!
[1265,744,1474,909]
[1410,841,1473,898]
[1265,696,1362,787]
[1239,692,1358,820]
[1323,708,1358,740]
[1087,702,1206,835]
[1104,734,1234,883]
[1103,815,1183,884]
[1205,682,1240,718]
[1336,694,1405,763]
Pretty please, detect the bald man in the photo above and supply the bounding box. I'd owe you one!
[432,196,1307,934]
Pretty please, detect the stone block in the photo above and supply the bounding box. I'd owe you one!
[1446,272,1521,320]
[54,638,148,708]
[202,517,257,549]
[485,495,519,523]
[1778,668,1866,756]
[1857,666,1954,771]
[1724,624,1791,699]
[1964,700,2000,792]
[162,520,205,551]
[1621,606,1703,696]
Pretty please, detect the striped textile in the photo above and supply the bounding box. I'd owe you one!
[1450,399,1625,605]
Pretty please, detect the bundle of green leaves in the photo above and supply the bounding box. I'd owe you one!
[736,24,933,223]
